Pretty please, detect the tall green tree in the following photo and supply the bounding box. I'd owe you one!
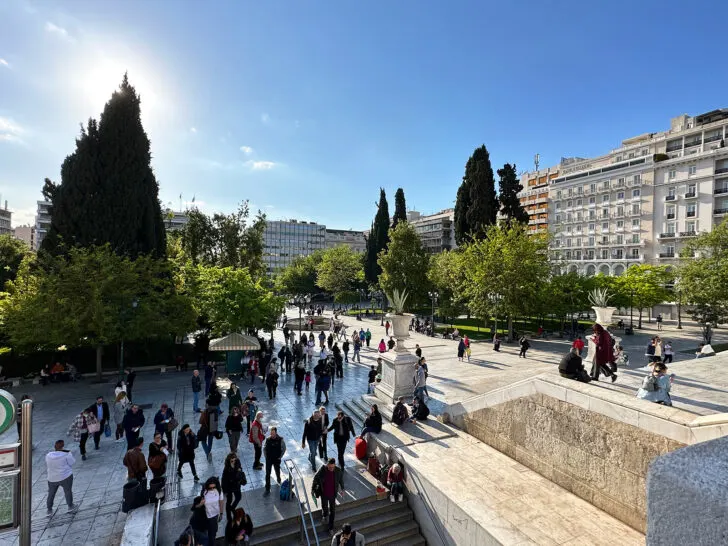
[364,188,390,285]
[43,74,166,258]
[316,246,365,303]
[498,163,529,225]
[465,145,499,239]
[427,250,467,324]
[274,251,323,297]
[392,188,407,228]
[378,222,430,308]
[0,235,30,290]
[454,177,471,245]
[1,245,195,380]
[613,265,671,329]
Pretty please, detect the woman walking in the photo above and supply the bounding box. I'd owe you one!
[148,432,169,479]
[67,409,97,461]
[176,425,199,481]
[225,508,254,545]
[221,453,246,522]
[113,391,129,442]
[457,338,465,361]
[227,383,243,415]
[225,406,244,452]
[202,477,224,546]
[518,336,530,358]
[590,323,617,383]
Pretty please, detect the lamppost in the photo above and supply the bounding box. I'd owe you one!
[629,287,635,329]
[289,295,311,340]
[492,293,503,340]
[120,298,139,380]
[373,290,384,326]
[428,291,439,330]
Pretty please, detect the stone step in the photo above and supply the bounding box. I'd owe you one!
[305,502,413,537]
[362,519,422,546]
[378,532,426,546]
[247,518,300,546]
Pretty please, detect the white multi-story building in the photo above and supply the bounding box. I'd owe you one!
[263,220,326,275]
[406,209,456,253]
[0,201,11,236]
[34,200,51,250]
[324,229,366,253]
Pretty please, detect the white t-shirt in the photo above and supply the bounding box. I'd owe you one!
[204,489,222,518]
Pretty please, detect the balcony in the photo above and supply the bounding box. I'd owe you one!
[665,195,676,201]
[686,211,697,218]
[714,188,728,195]
[659,252,676,258]
[684,192,697,199]
[659,232,677,239]
[715,208,728,215]
[666,143,683,153]
[705,134,723,144]
[598,186,610,193]
[715,167,728,174]
[680,231,697,237]
[666,213,676,220]
[684,140,702,148]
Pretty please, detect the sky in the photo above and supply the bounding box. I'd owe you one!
[2,1,728,230]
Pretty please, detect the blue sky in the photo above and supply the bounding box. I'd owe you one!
[2,1,728,230]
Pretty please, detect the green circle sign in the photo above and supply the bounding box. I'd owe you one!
[0,390,17,436]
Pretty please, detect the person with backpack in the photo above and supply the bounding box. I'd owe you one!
[391,397,409,426]
[637,361,673,406]
[302,410,324,471]
[221,453,246,522]
[176,424,199,481]
[328,410,356,469]
[242,390,258,434]
[249,412,266,470]
[263,426,287,493]
[312,458,345,535]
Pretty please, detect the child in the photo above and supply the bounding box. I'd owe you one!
[367,366,377,394]
[304,370,311,391]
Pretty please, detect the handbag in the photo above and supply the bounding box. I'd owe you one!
[166,417,179,433]
[104,423,112,438]
[87,419,101,434]
[214,431,224,440]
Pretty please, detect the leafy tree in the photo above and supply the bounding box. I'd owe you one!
[43,74,166,258]
[679,220,728,342]
[541,272,590,331]
[378,222,431,308]
[193,265,284,337]
[498,163,529,225]
[460,223,549,339]
[392,188,407,228]
[0,235,30,290]
[613,265,671,329]
[274,251,323,296]
[316,246,365,303]
[454,177,471,245]
[465,145,499,239]
[364,188,390,285]
[2,245,195,380]
[427,250,467,324]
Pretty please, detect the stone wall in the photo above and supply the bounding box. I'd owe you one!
[461,393,685,533]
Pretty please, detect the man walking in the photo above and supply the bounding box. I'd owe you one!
[413,362,426,401]
[85,396,110,451]
[191,370,202,413]
[204,361,215,395]
[250,411,266,470]
[122,405,146,450]
[328,411,356,469]
[123,437,148,482]
[45,440,78,515]
[332,523,365,546]
[302,410,324,471]
[312,458,344,535]
[263,427,287,493]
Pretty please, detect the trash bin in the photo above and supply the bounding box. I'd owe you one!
[149,476,166,502]
[122,480,140,513]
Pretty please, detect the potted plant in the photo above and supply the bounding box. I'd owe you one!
[386,288,413,341]
[588,288,616,326]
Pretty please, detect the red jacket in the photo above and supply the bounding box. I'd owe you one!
[387,468,404,484]
[572,339,584,351]
[249,419,264,446]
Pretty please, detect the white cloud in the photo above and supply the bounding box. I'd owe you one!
[261,113,270,124]
[190,127,197,133]
[45,22,73,41]
[10,206,36,227]
[0,59,9,68]
[240,146,253,155]
[0,117,24,144]
[246,160,276,170]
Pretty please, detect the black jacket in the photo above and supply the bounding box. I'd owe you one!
[221,462,246,494]
[86,402,110,422]
[302,418,323,444]
[191,375,202,393]
[311,465,344,499]
[266,371,279,388]
[122,409,145,432]
[328,416,355,444]
[264,435,287,460]
[225,414,244,432]
[126,371,136,387]
[413,402,430,420]
[363,412,382,433]
[206,390,222,407]
[189,504,207,533]
[294,366,306,382]
[559,353,585,376]
[225,515,253,542]
[392,402,409,426]
[177,430,197,462]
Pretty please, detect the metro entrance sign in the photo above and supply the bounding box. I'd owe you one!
[0,391,16,436]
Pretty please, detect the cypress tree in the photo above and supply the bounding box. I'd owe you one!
[364,188,390,285]
[43,73,166,258]
[454,176,471,245]
[392,188,407,228]
[497,163,529,225]
[465,145,499,238]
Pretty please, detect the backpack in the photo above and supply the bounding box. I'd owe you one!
[280,478,292,501]
[392,404,408,426]
[642,375,658,392]
[367,455,381,479]
[379,463,390,485]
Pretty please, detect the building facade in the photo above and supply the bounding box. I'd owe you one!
[406,209,456,253]
[34,200,51,250]
[263,220,326,275]
[517,167,559,234]
[0,202,11,236]
[13,225,34,248]
[324,228,366,253]
[163,209,189,231]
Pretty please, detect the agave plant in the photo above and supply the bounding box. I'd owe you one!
[588,287,613,308]
[388,288,409,314]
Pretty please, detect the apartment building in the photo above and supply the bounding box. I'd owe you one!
[324,228,366,253]
[13,225,34,248]
[0,202,11,236]
[406,209,456,253]
[34,200,51,250]
[517,166,559,233]
[263,219,326,275]
[651,111,728,262]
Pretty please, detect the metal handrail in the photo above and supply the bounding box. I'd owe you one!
[151,499,161,546]
[284,459,320,546]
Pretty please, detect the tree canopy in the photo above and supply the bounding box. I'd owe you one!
[364,188,390,285]
[0,235,30,290]
[378,221,430,308]
[42,74,166,258]
[460,145,499,240]
[274,251,323,297]
[497,163,529,225]
[316,246,365,304]
[427,250,467,323]
[392,188,407,228]
[613,265,671,328]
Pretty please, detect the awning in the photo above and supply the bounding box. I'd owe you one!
[209,333,260,351]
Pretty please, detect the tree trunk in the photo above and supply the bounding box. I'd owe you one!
[95,345,103,382]
[638,309,643,329]
[508,315,514,342]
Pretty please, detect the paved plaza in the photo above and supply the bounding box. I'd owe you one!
[0,309,724,545]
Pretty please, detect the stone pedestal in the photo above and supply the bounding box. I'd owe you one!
[375,350,418,404]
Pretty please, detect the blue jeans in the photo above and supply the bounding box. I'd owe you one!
[413,386,425,400]
[201,434,214,455]
[307,442,318,469]
[360,427,379,437]
[192,391,200,412]
[204,378,211,395]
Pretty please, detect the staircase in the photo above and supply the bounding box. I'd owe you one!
[245,494,425,545]
[336,394,394,430]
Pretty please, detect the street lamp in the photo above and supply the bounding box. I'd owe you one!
[289,295,311,340]
[428,291,439,331]
[120,298,139,380]
[629,287,635,330]
[491,293,503,340]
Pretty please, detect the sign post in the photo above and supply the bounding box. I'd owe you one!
[0,390,20,535]
[19,399,31,546]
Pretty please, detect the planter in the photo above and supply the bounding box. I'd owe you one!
[387,313,413,340]
[592,306,616,326]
